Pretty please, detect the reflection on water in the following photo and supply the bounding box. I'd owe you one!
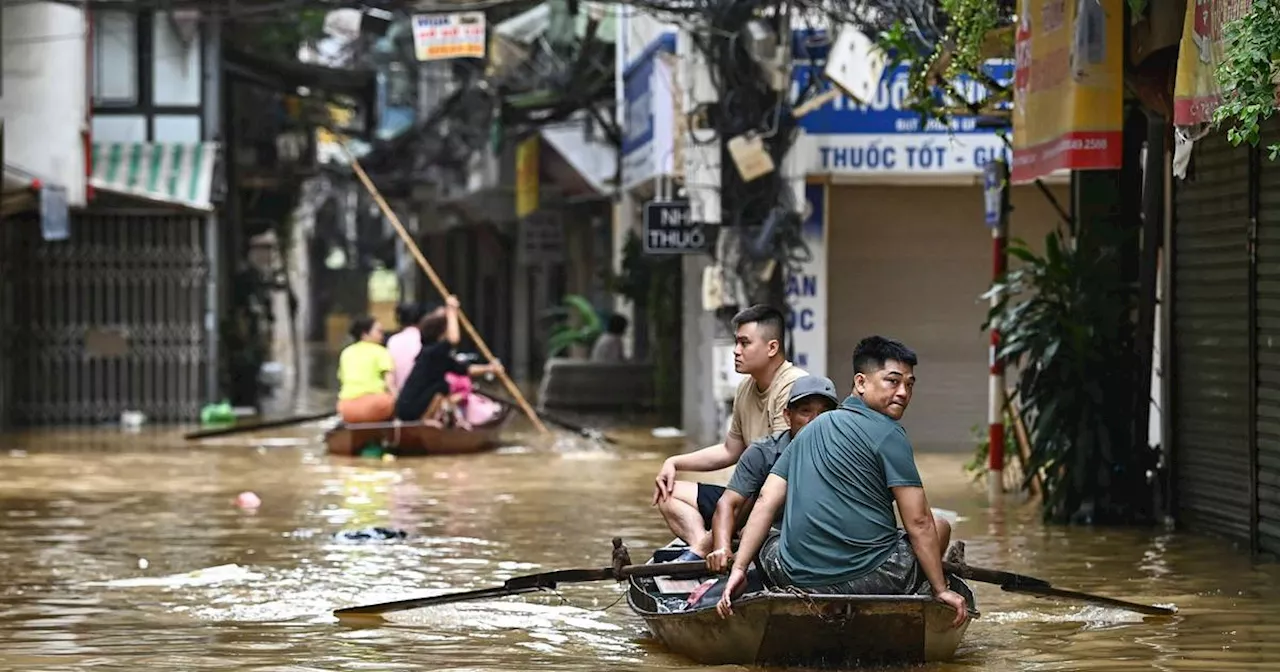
[2,421,1280,671]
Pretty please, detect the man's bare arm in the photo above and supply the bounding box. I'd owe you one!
[730,475,787,570]
[893,485,946,593]
[669,434,748,472]
[710,490,747,554]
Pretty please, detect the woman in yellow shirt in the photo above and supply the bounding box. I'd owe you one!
[336,316,396,423]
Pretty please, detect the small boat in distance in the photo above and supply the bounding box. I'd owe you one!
[627,541,979,668]
[324,392,512,457]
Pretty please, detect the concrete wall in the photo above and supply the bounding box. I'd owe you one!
[1,2,87,205]
[681,254,731,446]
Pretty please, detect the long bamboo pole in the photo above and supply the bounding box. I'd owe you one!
[344,149,550,435]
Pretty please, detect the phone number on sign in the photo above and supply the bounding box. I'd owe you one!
[1054,136,1108,153]
[1029,136,1109,164]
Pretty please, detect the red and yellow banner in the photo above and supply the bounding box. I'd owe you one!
[1174,0,1253,126]
[1011,0,1125,183]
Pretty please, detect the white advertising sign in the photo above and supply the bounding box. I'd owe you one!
[621,35,676,189]
[412,12,486,62]
[786,184,826,378]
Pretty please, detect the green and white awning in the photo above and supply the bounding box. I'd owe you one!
[90,142,219,211]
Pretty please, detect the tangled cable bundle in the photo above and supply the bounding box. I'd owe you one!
[684,0,806,303]
[628,0,948,304]
[348,0,961,304]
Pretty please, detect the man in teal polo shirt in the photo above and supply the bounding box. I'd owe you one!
[703,374,840,573]
[716,335,969,629]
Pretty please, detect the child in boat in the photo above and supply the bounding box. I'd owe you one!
[336,317,396,423]
[393,295,503,427]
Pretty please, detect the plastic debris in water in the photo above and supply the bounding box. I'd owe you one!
[332,527,409,543]
[121,410,146,431]
[236,492,262,509]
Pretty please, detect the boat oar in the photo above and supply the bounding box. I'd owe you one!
[334,561,707,620]
[184,411,335,440]
[345,148,550,437]
[481,390,618,444]
[942,561,1176,616]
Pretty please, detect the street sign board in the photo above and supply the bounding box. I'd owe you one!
[643,201,705,254]
[982,159,1006,228]
[412,12,486,62]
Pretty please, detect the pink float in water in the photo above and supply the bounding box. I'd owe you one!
[235,491,261,509]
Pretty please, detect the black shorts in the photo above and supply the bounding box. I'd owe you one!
[695,483,726,529]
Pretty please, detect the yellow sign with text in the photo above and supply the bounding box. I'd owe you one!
[515,136,539,219]
[1174,0,1253,126]
[1011,0,1124,182]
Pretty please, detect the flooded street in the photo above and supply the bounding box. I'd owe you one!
[2,421,1279,671]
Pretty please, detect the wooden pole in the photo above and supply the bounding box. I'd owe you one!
[344,148,550,436]
[1004,389,1042,499]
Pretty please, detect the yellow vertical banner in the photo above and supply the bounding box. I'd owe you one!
[1011,0,1125,183]
[515,136,539,219]
[1174,0,1252,126]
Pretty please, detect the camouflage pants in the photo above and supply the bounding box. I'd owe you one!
[757,530,928,595]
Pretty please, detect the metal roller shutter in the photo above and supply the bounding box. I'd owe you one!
[825,183,1066,453]
[1255,120,1280,554]
[1173,131,1252,542]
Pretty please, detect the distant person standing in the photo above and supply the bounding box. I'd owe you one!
[591,313,629,362]
[336,316,396,423]
[386,302,430,391]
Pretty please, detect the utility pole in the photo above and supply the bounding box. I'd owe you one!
[983,158,1010,504]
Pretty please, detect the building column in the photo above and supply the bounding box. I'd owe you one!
[613,192,637,358]
[511,222,532,383]
[681,254,731,445]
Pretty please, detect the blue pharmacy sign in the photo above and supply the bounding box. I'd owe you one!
[789,31,1013,178]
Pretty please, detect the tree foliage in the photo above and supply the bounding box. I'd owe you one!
[1212,0,1280,159]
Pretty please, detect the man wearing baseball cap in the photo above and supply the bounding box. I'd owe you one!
[704,375,839,573]
[717,336,969,630]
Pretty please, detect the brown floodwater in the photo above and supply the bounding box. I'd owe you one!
[1,419,1279,671]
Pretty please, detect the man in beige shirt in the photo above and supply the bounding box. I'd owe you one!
[652,304,807,562]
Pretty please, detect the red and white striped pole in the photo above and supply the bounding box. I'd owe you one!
[985,159,1009,504]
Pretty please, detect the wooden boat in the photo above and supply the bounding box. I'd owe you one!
[324,393,512,457]
[627,542,979,668]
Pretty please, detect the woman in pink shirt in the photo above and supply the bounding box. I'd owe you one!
[386,302,429,391]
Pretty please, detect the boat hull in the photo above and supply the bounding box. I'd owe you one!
[324,394,512,457]
[627,546,977,667]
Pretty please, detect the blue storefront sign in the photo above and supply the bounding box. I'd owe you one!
[790,35,1014,178]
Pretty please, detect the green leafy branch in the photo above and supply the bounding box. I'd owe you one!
[878,0,1011,127]
[1212,0,1280,159]
[939,0,1003,80]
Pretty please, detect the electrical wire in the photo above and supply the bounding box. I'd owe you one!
[617,0,953,307]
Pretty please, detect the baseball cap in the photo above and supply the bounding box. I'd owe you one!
[787,375,839,407]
